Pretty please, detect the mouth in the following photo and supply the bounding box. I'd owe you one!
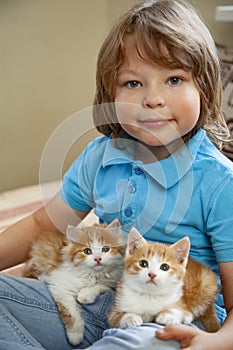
[146,280,157,285]
[138,119,172,129]
[94,263,103,268]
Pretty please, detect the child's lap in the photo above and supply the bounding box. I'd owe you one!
[0,275,180,350]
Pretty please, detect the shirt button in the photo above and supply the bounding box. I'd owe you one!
[135,167,143,175]
[128,185,136,194]
[125,208,133,217]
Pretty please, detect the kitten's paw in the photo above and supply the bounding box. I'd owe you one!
[65,314,85,345]
[182,311,193,325]
[156,310,181,325]
[77,288,97,304]
[67,329,84,346]
[119,313,143,328]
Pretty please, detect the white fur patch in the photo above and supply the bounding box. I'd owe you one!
[118,275,183,319]
[156,308,193,326]
[119,313,143,328]
[156,308,183,325]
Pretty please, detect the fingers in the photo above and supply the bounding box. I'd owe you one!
[156,324,198,341]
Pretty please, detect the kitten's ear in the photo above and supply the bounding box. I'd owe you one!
[171,237,190,265]
[107,219,121,230]
[106,219,126,244]
[106,219,122,235]
[127,227,147,254]
[66,225,82,242]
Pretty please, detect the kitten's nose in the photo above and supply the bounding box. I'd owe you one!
[148,272,156,280]
[94,257,102,264]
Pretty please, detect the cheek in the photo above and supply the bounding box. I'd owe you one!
[183,89,200,120]
[176,88,200,133]
[72,253,86,266]
[136,268,149,283]
[115,102,138,124]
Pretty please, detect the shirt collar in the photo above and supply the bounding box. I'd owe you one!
[102,129,205,189]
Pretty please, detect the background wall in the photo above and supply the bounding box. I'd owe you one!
[0,0,232,192]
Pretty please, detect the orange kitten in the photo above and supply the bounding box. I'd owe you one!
[109,227,220,332]
[24,220,126,345]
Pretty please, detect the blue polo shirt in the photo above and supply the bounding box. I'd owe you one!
[61,129,233,276]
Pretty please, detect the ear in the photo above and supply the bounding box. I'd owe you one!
[170,237,190,265]
[127,227,147,255]
[107,219,121,230]
[106,219,122,236]
[106,219,126,245]
[66,225,82,242]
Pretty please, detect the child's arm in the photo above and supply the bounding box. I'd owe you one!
[156,261,233,350]
[0,193,89,271]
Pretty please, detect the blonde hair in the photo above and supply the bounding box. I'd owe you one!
[93,0,229,148]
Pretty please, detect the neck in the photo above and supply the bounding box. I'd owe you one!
[134,138,184,163]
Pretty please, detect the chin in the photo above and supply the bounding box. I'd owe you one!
[133,128,179,146]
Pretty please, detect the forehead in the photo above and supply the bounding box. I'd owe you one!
[122,31,197,73]
[118,39,143,72]
[120,34,179,70]
[118,35,181,77]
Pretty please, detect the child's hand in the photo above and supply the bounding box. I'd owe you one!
[156,324,221,350]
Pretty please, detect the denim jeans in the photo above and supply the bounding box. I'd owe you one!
[1,274,215,350]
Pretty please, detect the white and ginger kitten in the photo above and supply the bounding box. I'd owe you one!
[109,227,220,332]
[24,220,126,345]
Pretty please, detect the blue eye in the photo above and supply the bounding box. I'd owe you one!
[168,77,182,85]
[126,81,141,88]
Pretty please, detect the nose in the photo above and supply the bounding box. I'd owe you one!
[94,257,102,264]
[148,272,156,280]
[143,88,165,109]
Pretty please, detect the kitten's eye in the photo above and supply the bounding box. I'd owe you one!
[83,248,92,255]
[139,260,148,268]
[102,246,110,253]
[160,263,170,271]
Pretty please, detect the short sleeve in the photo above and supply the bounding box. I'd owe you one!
[206,173,233,262]
[60,136,107,211]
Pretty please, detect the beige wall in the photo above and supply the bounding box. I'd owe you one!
[189,0,233,46]
[1,0,232,192]
[0,0,106,192]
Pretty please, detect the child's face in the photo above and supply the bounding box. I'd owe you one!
[114,36,200,153]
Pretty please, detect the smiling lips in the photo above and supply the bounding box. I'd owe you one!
[138,118,172,128]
